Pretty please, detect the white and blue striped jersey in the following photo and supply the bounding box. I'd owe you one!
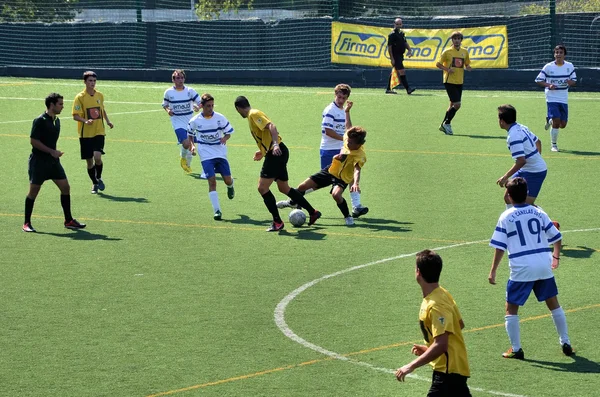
[535,61,576,104]
[490,204,562,282]
[320,101,346,150]
[506,123,547,173]
[162,86,201,131]
[187,111,234,160]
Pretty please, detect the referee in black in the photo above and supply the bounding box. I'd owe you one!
[386,17,416,95]
[23,93,86,232]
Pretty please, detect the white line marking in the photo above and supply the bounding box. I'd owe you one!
[275,228,600,397]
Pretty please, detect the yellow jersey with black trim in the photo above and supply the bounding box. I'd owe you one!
[72,90,107,138]
[327,136,366,184]
[419,286,470,377]
[438,46,470,85]
[247,109,282,156]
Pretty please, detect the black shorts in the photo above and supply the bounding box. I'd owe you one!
[28,154,67,185]
[393,57,405,70]
[260,142,289,181]
[444,83,463,103]
[427,371,471,397]
[80,135,105,159]
[309,168,348,191]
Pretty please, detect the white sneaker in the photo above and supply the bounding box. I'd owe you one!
[439,123,453,135]
[200,173,208,179]
[551,145,559,152]
[544,119,552,131]
[345,216,355,226]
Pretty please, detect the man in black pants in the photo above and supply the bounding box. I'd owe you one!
[23,93,86,232]
[386,17,416,95]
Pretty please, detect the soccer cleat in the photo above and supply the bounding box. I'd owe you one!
[180,158,192,173]
[345,216,355,226]
[276,199,298,209]
[352,206,369,218]
[407,87,416,95]
[22,222,37,233]
[308,210,322,226]
[545,118,552,131]
[562,343,574,356]
[97,178,105,191]
[214,210,222,221]
[266,220,284,232]
[385,89,397,95]
[64,219,86,230]
[439,123,453,135]
[551,145,559,152]
[502,347,524,360]
[199,173,208,180]
[91,184,99,194]
[227,185,235,200]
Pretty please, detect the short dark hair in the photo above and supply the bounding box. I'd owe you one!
[45,92,63,108]
[416,249,443,283]
[498,104,517,124]
[172,69,186,79]
[234,96,250,109]
[554,44,567,56]
[334,83,351,97]
[451,31,463,40]
[346,126,366,145]
[83,71,97,81]
[506,177,528,204]
[201,93,214,105]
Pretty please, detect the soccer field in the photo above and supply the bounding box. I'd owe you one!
[1,77,599,397]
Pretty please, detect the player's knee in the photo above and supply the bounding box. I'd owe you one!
[453,102,461,110]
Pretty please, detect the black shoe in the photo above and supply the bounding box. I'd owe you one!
[91,184,99,194]
[65,219,86,230]
[352,206,369,218]
[308,210,321,226]
[97,178,105,191]
[385,89,397,95]
[502,347,524,360]
[407,87,416,95]
[562,343,574,356]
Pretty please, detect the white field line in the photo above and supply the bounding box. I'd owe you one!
[274,228,600,397]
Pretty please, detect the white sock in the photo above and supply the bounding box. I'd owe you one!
[551,128,559,145]
[226,179,234,188]
[505,204,514,209]
[551,307,570,345]
[304,188,314,195]
[505,314,521,351]
[350,191,361,208]
[180,146,189,158]
[209,191,220,212]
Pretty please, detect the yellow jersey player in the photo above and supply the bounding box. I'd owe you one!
[285,126,367,226]
[396,250,471,396]
[436,31,471,135]
[72,71,114,194]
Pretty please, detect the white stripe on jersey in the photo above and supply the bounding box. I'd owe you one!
[320,101,346,150]
[506,123,547,173]
[535,61,576,104]
[187,111,234,161]
[163,86,201,130]
[490,204,562,282]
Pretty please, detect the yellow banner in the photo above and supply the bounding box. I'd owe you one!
[331,22,508,69]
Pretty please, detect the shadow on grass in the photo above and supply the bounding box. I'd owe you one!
[559,149,600,156]
[97,193,149,203]
[526,354,600,373]
[454,134,506,140]
[222,215,327,240]
[36,229,122,241]
[189,173,221,181]
[355,217,413,233]
[561,245,596,260]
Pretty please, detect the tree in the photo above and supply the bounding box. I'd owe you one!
[195,0,254,20]
[0,0,79,23]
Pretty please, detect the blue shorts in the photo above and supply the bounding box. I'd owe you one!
[506,277,558,306]
[513,169,547,198]
[175,128,197,144]
[320,149,340,170]
[547,102,568,122]
[201,157,231,179]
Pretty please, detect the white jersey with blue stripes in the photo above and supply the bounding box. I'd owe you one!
[320,101,346,150]
[163,86,201,130]
[187,111,234,160]
[535,61,576,104]
[506,123,547,173]
[490,204,562,282]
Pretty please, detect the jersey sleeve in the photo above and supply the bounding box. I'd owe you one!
[543,213,563,243]
[535,64,549,83]
[429,306,455,338]
[30,118,43,140]
[437,49,448,65]
[220,115,234,134]
[322,109,334,131]
[189,88,201,105]
[508,130,526,159]
[464,50,471,66]
[162,89,170,108]
[569,64,577,82]
[72,94,84,117]
[490,218,508,250]
[250,110,271,132]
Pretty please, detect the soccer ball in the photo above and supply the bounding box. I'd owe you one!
[289,209,306,227]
